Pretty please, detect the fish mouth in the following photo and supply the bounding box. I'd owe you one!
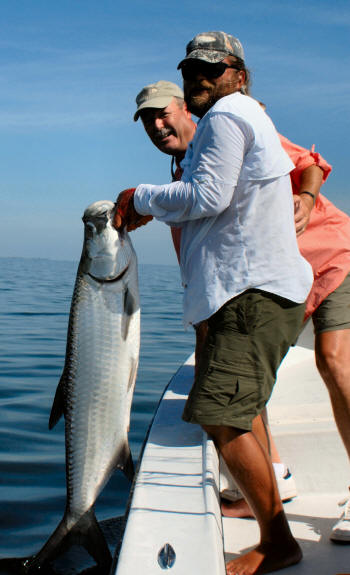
[88,265,129,284]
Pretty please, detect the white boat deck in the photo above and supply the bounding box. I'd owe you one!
[115,324,350,574]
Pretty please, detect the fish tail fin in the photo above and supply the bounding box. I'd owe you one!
[75,509,112,569]
[23,515,70,571]
[23,509,111,573]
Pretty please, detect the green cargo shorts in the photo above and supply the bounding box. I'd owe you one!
[312,273,350,334]
[182,289,305,431]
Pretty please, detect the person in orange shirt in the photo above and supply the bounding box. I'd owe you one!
[282,135,350,542]
[133,80,350,542]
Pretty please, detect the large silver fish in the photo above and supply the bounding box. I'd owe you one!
[24,200,140,572]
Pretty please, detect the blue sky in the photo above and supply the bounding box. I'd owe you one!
[1,0,349,266]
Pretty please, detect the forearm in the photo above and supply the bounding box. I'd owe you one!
[298,165,323,204]
[294,165,324,235]
[134,178,234,223]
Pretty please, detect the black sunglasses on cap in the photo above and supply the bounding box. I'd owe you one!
[180,60,242,81]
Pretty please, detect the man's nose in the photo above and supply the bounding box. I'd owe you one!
[186,70,207,84]
[194,70,207,81]
[154,117,165,130]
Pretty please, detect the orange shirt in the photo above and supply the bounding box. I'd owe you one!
[171,135,350,319]
[280,135,350,319]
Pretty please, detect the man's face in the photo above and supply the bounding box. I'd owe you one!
[183,57,245,118]
[140,98,195,157]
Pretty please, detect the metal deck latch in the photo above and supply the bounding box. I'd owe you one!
[157,543,176,569]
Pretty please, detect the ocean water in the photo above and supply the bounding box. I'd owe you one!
[0,257,194,569]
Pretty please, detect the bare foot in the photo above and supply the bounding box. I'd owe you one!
[225,538,302,575]
[221,497,254,518]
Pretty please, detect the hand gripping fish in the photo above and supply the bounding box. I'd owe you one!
[24,200,140,573]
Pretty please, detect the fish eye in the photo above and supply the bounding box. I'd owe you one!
[84,222,95,239]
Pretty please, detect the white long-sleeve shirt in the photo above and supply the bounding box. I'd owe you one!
[135,93,313,327]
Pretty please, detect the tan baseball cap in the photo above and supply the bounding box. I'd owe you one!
[134,80,184,121]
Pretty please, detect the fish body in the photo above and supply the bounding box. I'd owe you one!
[25,200,140,572]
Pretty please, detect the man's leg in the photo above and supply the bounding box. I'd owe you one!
[315,329,350,459]
[221,413,268,518]
[204,423,302,575]
[315,329,350,541]
[221,410,297,518]
[312,275,350,460]
[311,275,350,540]
[183,290,305,572]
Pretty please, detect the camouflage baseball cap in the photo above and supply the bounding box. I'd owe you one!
[134,80,184,121]
[177,31,244,68]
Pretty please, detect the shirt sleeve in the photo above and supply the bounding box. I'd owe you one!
[134,112,251,224]
[279,134,332,192]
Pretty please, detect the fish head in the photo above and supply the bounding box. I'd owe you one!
[80,200,135,281]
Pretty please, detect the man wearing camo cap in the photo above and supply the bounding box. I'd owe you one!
[116,31,312,574]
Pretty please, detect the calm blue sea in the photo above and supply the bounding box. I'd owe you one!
[0,257,194,565]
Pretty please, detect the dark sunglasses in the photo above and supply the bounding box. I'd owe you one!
[180,60,241,81]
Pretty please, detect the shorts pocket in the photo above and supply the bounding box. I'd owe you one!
[205,343,264,379]
[202,345,265,413]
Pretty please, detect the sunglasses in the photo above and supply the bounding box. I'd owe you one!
[180,60,241,81]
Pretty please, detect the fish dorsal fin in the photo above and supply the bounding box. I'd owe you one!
[49,371,66,430]
[121,288,137,341]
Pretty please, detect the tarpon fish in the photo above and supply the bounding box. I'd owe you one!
[23,200,140,573]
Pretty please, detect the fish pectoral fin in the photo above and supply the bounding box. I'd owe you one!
[121,288,137,341]
[48,372,66,430]
[117,442,135,482]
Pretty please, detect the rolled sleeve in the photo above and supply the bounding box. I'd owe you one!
[279,134,332,189]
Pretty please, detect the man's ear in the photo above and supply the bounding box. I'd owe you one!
[237,70,246,90]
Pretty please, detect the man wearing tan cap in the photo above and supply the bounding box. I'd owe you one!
[115,31,313,574]
[134,80,196,174]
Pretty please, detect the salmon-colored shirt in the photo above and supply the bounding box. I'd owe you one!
[280,135,350,319]
[171,135,350,319]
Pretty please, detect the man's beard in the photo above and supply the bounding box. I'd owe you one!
[184,83,215,118]
[184,77,239,118]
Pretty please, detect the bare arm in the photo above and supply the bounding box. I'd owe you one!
[294,165,323,236]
